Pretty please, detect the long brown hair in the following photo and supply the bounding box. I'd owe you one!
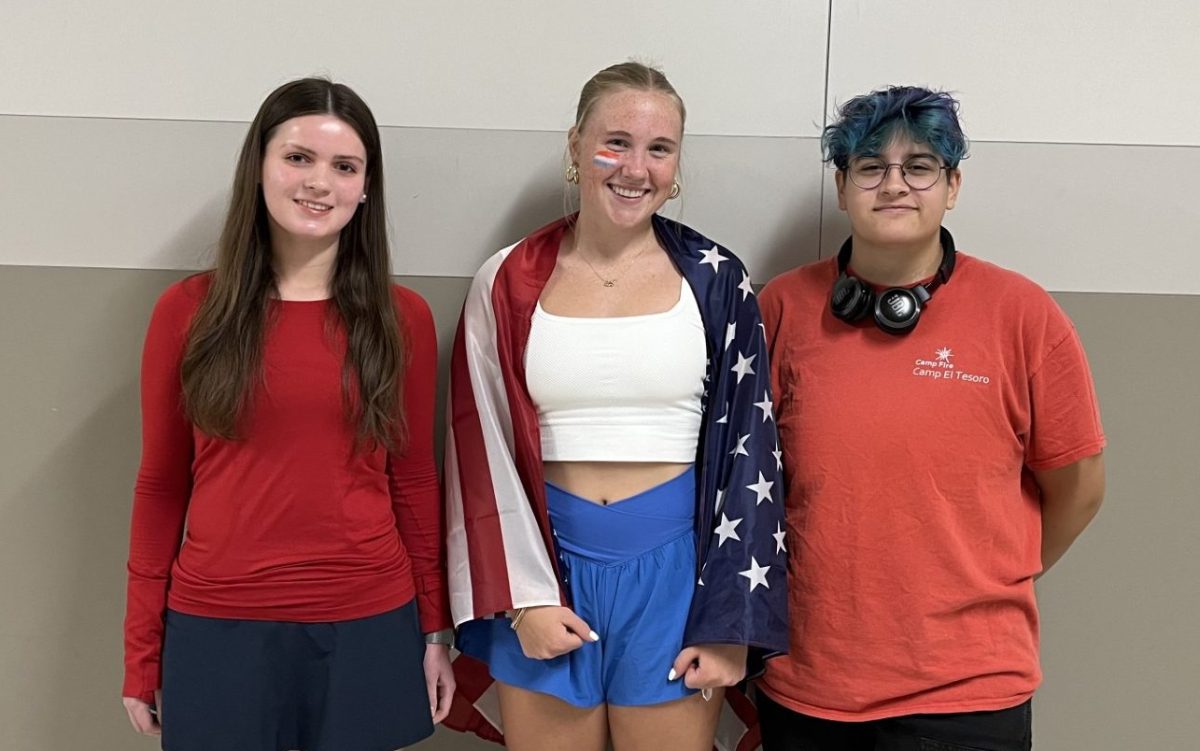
[181,77,405,449]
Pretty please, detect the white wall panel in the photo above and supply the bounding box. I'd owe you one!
[4,114,1194,293]
[0,115,824,281]
[386,130,826,279]
[826,0,1200,146]
[669,135,825,282]
[0,0,828,137]
[0,116,238,272]
[818,141,1200,294]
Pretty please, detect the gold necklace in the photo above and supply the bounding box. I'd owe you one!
[574,241,650,288]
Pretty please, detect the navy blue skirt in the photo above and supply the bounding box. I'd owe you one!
[160,601,432,751]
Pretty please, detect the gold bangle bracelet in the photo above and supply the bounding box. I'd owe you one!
[509,607,528,631]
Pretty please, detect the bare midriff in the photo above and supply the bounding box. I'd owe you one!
[543,461,691,506]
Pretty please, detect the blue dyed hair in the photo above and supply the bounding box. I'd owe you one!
[822,86,968,170]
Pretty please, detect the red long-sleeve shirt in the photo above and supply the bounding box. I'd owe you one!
[123,274,449,703]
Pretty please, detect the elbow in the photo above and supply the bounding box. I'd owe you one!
[1068,471,1106,523]
[1079,488,1104,524]
[1084,459,1107,517]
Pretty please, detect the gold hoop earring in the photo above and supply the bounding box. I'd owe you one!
[565,164,580,185]
[669,181,681,199]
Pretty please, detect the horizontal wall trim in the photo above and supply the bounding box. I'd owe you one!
[5,112,1200,151]
[5,265,1199,302]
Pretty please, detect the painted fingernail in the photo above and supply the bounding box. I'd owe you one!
[702,688,713,701]
[588,630,600,642]
[668,668,678,681]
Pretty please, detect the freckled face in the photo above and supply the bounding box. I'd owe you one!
[260,114,367,248]
[570,88,682,231]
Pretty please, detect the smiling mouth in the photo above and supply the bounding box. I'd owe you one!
[876,206,916,211]
[609,184,650,200]
[295,199,333,212]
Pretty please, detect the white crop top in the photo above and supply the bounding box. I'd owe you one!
[525,279,706,462]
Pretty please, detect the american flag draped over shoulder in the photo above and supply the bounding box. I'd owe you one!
[444,214,788,749]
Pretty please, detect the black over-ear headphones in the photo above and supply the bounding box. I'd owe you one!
[829,226,957,335]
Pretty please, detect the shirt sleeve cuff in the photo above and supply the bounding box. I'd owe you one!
[122,664,160,705]
[414,575,452,633]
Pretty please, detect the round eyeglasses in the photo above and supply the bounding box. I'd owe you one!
[847,156,950,191]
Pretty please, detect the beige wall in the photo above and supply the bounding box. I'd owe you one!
[3,1,1199,749]
[2,268,1198,750]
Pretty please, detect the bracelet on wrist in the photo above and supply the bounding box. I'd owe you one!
[509,607,528,631]
[424,628,454,646]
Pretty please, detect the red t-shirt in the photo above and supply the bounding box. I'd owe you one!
[122,274,449,703]
[758,253,1105,720]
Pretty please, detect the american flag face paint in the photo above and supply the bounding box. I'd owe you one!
[592,149,621,170]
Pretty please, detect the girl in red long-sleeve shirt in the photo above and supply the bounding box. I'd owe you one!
[121,77,454,751]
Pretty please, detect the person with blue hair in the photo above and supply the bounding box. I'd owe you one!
[755,86,1107,750]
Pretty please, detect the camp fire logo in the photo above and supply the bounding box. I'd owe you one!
[912,346,990,384]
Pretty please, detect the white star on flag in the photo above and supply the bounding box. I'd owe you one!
[729,433,750,458]
[738,272,754,301]
[716,406,729,425]
[772,444,783,471]
[724,322,737,351]
[753,391,774,422]
[714,513,743,547]
[746,472,774,505]
[739,557,771,591]
[731,352,756,383]
[773,521,787,554]
[713,487,726,516]
[699,246,727,273]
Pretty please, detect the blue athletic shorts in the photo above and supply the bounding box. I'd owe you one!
[458,466,698,707]
[160,601,432,751]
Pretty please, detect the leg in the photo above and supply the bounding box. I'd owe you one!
[756,689,873,751]
[608,689,723,751]
[497,680,608,751]
[875,700,1032,751]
